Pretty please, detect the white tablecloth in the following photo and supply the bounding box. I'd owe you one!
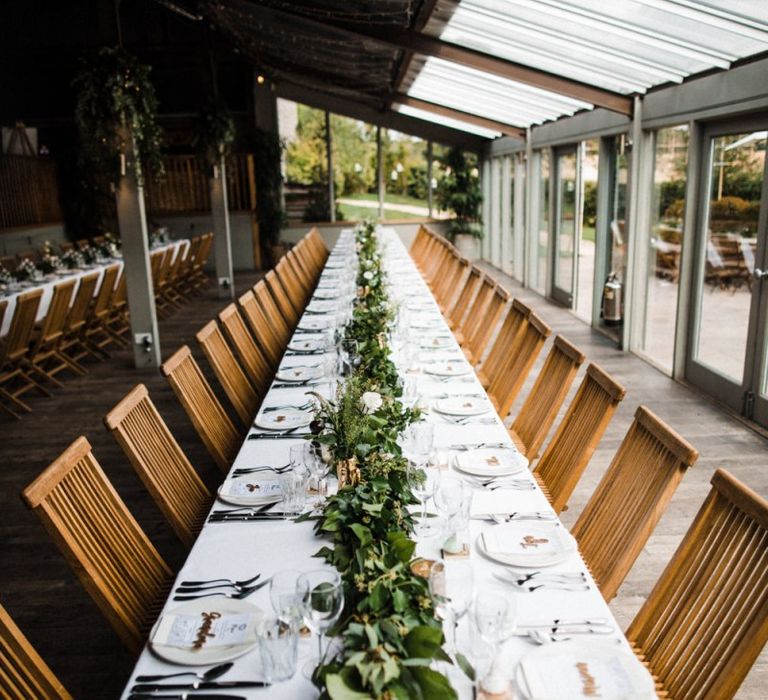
[0,239,187,336]
[120,228,650,699]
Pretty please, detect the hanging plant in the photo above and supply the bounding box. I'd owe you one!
[194,101,236,167]
[73,46,165,186]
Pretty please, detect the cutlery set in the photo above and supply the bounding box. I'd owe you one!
[463,475,536,491]
[232,463,290,476]
[247,431,312,440]
[494,570,592,594]
[483,512,558,523]
[437,414,496,426]
[172,576,271,601]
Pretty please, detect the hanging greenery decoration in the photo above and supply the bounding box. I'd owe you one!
[72,46,165,186]
[194,101,237,167]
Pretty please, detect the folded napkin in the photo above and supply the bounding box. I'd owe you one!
[454,450,528,476]
[154,609,260,649]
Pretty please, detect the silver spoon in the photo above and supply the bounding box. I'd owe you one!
[134,661,233,683]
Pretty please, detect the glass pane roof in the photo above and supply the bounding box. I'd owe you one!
[394,104,502,138]
[406,0,768,132]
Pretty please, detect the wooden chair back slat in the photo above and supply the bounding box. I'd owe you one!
[92,265,120,316]
[275,259,306,313]
[1,289,43,363]
[0,299,7,333]
[253,280,292,348]
[510,334,585,458]
[294,239,321,281]
[239,290,283,368]
[488,310,551,418]
[218,304,273,397]
[533,363,626,512]
[572,405,699,601]
[477,299,531,382]
[409,225,431,263]
[64,273,100,334]
[0,602,72,700]
[161,345,240,472]
[465,284,510,363]
[31,279,76,354]
[447,264,481,331]
[460,275,495,340]
[265,270,300,328]
[306,227,329,265]
[196,320,260,425]
[105,384,212,546]
[22,436,172,653]
[627,469,768,700]
[433,252,464,310]
[285,249,312,297]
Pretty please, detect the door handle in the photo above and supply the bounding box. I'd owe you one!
[754,268,768,279]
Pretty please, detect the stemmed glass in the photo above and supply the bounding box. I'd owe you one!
[407,422,434,466]
[471,589,517,694]
[408,462,439,537]
[305,443,330,507]
[270,569,305,628]
[428,561,474,658]
[296,569,344,677]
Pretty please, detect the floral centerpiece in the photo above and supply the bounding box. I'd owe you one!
[61,249,85,270]
[14,258,39,282]
[97,232,121,259]
[305,220,461,699]
[0,265,13,289]
[36,251,61,275]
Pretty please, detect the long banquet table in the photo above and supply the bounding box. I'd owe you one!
[0,239,187,336]
[121,227,654,698]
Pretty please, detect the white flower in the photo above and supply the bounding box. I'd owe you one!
[363,270,374,280]
[361,391,383,414]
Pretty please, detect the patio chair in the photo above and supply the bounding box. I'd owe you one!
[105,384,213,546]
[22,436,173,654]
[238,290,283,369]
[161,345,240,472]
[218,304,273,398]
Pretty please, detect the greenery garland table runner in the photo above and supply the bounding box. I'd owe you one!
[0,238,187,337]
[120,227,654,699]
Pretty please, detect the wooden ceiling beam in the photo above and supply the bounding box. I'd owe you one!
[393,93,526,139]
[228,2,633,116]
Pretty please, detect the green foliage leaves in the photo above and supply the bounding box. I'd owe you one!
[195,101,236,166]
[435,147,482,240]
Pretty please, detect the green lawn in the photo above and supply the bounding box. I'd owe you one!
[338,204,417,221]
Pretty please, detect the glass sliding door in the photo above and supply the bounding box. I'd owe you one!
[552,147,579,306]
[575,139,599,322]
[532,149,551,295]
[641,126,689,373]
[686,116,768,424]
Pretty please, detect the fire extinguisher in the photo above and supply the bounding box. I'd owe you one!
[601,273,623,326]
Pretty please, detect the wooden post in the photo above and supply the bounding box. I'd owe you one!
[377,126,384,220]
[325,111,335,223]
[210,155,234,299]
[427,140,434,218]
[115,130,161,368]
[246,153,263,270]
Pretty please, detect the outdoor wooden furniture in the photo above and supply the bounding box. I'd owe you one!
[218,303,273,398]
[105,384,213,546]
[487,310,551,419]
[458,274,494,355]
[446,265,482,344]
[275,258,307,315]
[0,289,49,418]
[0,299,7,332]
[463,283,509,364]
[265,270,300,328]
[238,290,283,369]
[0,601,72,699]
[59,272,101,365]
[161,345,240,472]
[533,363,626,513]
[572,405,699,601]
[196,319,260,425]
[434,252,467,312]
[26,279,85,385]
[83,264,120,356]
[476,299,531,385]
[253,280,292,348]
[508,335,586,458]
[626,468,768,700]
[22,436,173,654]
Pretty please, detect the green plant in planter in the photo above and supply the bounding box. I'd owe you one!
[73,47,165,187]
[194,101,236,167]
[250,128,287,253]
[435,147,483,242]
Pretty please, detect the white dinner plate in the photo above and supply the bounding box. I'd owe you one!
[306,300,337,314]
[297,318,330,331]
[433,397,491,416]
[288,337,326,352]
[149,598,263,666]
[420,336,453,349]
[253,409,311,431]
[478,521,576,568]
[515,640,656,700]
[313,290,340,300]
[407,301,434,311]
[453,448,528,477]
[275,365,324,382]
[217,474,283,506]
[410,317,443,329]
[424,362,472,377]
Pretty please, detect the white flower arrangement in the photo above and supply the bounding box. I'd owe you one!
[37,253,61,274]
[0,266,13,286]
[14,258,38,282]
[61,249,85,269]
[360,391,383,414]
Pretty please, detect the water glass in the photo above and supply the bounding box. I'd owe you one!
[429,560,474,656]
[406,422,434,467]
[408,463,440,537]
[279,467,308,517]
[258,616,299,682]
[270,569,305,626]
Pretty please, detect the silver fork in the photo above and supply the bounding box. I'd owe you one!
[232,464,291,475]
[173,577,271,601]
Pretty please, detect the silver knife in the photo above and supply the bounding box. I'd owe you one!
[132,681,269,692]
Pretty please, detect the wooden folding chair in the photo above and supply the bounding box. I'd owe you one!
[253,280,292,349]
[458,274,495,352]
[21,436,173,654]
[293,239,321,282]
[572,405,699,601]
[196,320,260,425]
[446,265,482,342]
[0,299,7,332]
[105,384,213,546]
[60,272,101,365]
[409,224,431,264]
[218,303,274,398]
[0,601,72,699]
[433,252,466,312]
[508,335,585,458]
[275,259,307,314]
[487,311,551,419]
[83,264,120,356]
[174,235,203,300]
[265,270,300,328]
[26,279,85,385]
[285,249,313,299]
[105,269,130,343]
[423,239,453,289]
[0,289,51,418]
[305,227,329,266]
[463,283,510,364]
[161,345,240,472]
[626,469,768,700]
[476,299,530,383]
[238,290,283,369]
[533,363,626,513]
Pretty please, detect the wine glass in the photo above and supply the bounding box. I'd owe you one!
[429,561,474,657]
[406,422,434,467]
[408,462,439,537]
[297,569,344,677]
[306,443,330,507]
[471,589,516,695]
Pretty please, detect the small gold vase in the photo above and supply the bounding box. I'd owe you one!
[336,457,361,488]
